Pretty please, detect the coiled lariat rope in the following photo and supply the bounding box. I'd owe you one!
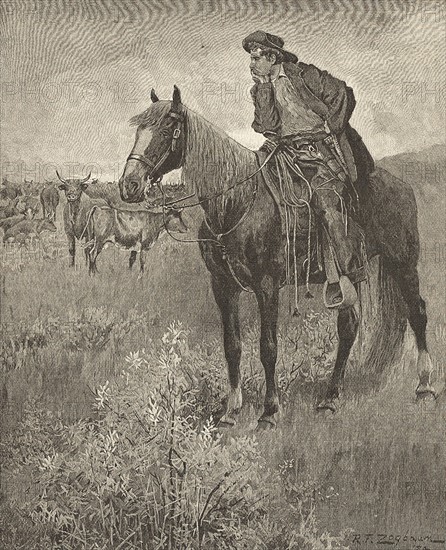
[158,140,353,312]
[269,142,354,316]
[275,151,312,316]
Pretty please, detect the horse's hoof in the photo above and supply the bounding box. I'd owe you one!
[416,385,437,401]
[217,415,236,428]
[256,416,276,431]
[316,399,337,414]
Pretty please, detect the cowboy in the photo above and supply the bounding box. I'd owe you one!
[243,30,375,308]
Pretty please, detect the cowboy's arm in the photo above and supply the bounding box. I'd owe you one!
[250,83,281,135]
[303,64,356,134]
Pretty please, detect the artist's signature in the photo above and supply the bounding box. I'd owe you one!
[349,533,445,549]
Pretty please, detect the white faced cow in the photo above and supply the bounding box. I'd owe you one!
[56,171,187,274]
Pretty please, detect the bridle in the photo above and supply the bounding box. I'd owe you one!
[124,106,277,210]
[126,110,184,186]
[123,103,280,293]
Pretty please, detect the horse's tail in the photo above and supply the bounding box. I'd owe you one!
[356,256,407,388]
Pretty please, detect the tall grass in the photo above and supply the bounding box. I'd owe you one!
[2,323,353,549]
[1,175,445,548]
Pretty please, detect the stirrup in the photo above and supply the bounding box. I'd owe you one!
[323,275,357,309]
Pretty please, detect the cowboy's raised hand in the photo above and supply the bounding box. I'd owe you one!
[251,72,270,84]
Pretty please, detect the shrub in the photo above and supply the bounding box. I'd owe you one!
[0,316,59,373]
[7,323,273,549]
[279,311,336,388]
[62,307,146,352]
[3,321,351,549]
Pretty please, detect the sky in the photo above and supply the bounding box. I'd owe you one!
[1,0,445,182]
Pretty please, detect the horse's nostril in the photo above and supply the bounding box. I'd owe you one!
[128,181,139,195]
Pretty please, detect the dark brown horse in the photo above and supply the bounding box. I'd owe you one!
[119,86,435,428]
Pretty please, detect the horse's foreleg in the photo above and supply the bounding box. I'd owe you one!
[129,250,137,270]
[211,277,243,425]
[255,277,280,428]
[317,300,359,413]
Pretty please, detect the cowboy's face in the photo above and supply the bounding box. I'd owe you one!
[250,48,275,77]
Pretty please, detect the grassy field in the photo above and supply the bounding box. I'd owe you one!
[0,168,445,548]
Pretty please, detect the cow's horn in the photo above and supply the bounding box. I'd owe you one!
[80,172,91,184]
[55,170,67,184]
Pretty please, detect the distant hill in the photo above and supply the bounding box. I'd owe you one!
[378,143,445,200]
[377,143,445,240]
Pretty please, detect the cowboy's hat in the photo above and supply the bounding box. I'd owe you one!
[242,30,298,63]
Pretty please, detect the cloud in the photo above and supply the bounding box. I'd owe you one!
[1,0,444,177]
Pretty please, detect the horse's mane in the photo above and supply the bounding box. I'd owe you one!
[130,101,259,228]
[129,101,171,128]
[183,107,260,229]
[182,108,256,194]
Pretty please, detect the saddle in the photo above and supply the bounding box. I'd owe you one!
[256,143,365,309]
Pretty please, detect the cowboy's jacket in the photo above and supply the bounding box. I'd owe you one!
[250,62,375,182]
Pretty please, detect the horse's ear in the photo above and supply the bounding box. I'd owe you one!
[150,88,159,103]
[172,85,182,108]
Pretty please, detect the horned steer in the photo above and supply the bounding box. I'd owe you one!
[56,171,187,273]
[85,204,187,275]
[56,172,107,267]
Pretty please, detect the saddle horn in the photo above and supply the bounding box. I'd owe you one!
[151,88,159,102]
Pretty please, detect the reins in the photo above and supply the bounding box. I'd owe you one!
[155,144,279,293]
[157,142,278,239]
[130,106,278,234]
[128,114,279,292]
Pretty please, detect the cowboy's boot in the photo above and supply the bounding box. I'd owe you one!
[320,212,365,309]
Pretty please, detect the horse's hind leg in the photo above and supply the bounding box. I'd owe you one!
[391,262,435,398]
[317,297,360,413]
[255,276,280,428]
[211,277,243,426]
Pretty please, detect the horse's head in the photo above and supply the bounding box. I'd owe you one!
[119,86,186,204]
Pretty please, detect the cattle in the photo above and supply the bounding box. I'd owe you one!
[55,171,187,274]
[16,194,40,218]
[40,183,60,221]
[3,218,56,243]
[22,179,40,197]
[85,204,187,275]
[0,213,27,233]
[56,172,106,267]
[0,179,23,201]
[0,198,21,220]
